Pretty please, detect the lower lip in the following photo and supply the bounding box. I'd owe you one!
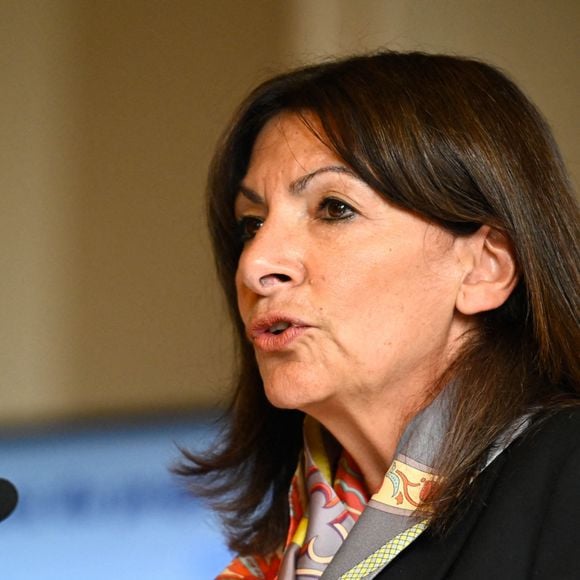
[253,326,310,352]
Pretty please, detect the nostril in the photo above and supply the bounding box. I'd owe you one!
[259,273,291,287]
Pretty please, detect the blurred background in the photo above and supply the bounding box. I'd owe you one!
[0,1,578,578]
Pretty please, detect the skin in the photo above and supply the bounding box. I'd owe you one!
[234,113,478,492]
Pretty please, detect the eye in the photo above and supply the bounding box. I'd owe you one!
[237,216,264,242]
[318,197,356,221]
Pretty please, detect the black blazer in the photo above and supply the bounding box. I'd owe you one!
[376,408,580,580]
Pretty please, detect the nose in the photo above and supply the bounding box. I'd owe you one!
[236,221,306,296]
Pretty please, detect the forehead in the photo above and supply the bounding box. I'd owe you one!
[245,112,337,177]
[236,113,358,212]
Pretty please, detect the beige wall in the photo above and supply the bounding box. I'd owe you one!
[1,0,578,426]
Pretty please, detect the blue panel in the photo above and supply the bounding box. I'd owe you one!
[0,417,232,579]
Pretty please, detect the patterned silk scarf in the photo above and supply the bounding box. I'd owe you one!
[216,416,369,579]
[217,394,527,579]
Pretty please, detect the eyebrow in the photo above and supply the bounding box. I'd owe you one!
[237,165,361,204]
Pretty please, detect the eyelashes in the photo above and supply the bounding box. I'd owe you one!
[317,197,356,221]
[237,215,264,243]
[236,197,357,243]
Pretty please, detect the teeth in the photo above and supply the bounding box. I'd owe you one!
[269,321,291,335]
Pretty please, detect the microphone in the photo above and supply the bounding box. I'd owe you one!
[0,478,18,522]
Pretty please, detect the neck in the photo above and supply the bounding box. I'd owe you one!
[304,387,430,494]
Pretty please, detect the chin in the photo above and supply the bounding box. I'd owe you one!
[263,380,312,410]
[261,366,330,411]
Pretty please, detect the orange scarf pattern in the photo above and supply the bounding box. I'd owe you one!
[216,435,369,579]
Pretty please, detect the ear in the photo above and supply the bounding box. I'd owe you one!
[456,226,519,315]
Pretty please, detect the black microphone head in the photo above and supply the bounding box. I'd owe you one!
[0,478,18,522]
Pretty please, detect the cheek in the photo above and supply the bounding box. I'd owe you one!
[327,245,452,338]
[234,274,250,323]
[329,245,416,304]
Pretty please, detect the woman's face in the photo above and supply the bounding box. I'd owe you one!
[234,113,472,419]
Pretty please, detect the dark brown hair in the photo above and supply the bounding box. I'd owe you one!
[177,51,580,554]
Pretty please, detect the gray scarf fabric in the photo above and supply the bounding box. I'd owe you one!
[320,392,449,579]
[285,391,530,580]
[220,390,531,580]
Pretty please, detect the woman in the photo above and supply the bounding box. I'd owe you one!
[178,52,580,579]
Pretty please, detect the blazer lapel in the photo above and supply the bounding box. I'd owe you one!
[375,450,507,580]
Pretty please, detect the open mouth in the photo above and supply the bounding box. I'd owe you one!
[247,313,311,352]
[268,321,291,335]
[249,316,310,351]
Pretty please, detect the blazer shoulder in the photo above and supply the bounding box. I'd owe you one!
[375,405,580,580]
[515,405,580,458]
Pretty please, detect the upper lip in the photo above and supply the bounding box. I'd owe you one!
[247,312,311,339]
